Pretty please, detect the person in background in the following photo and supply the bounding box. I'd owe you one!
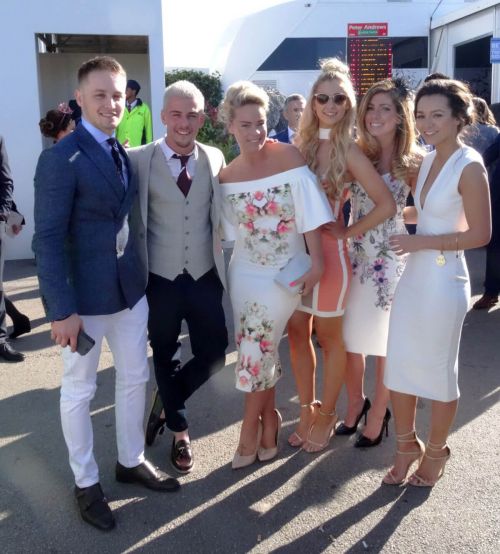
[462,97,499,156]
[473,131,500,310]
[116,79,153,147]
[287,58,396,453]
[275,94,306,144]
[340,78,422,448]
[0,135,25,362]
[383,79,491,487]
[39,103,75,143]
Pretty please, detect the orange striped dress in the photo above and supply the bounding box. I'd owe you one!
[298,187,351,317]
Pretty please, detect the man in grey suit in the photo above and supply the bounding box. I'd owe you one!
[129,81,228,474]
[34,56,179,532]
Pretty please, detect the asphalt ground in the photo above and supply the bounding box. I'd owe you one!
[0,248,498,553]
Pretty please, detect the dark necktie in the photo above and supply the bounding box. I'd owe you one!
[127,104,132,112]
[172,154,192,196]
[107,138,124,184]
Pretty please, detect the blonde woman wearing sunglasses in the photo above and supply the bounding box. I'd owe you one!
[287,58,396,452]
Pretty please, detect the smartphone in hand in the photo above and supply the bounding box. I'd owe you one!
[76,330,95,356]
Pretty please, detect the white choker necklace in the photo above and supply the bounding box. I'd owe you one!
[319,128,331,140]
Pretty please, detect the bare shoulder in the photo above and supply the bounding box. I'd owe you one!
[267,141,305,171]
[460,161,488,184]
[347,142,364,161]
[219,158,241,184]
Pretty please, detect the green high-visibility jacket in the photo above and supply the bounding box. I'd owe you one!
[117,99,153,147]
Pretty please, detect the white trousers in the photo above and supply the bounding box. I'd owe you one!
[60,295,149,488]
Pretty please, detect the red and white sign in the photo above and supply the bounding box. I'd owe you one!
[348,23,388,37]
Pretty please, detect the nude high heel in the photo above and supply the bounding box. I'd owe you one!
[288,400,321,447]
[258,409,282,462]
[232,421,263,470]
[302,409,338,453]
[407,441,451,487]
[382,430,424,486]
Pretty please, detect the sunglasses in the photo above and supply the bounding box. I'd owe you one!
[314,93,348,106]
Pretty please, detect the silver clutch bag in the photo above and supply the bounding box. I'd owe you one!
[274,251,312,295]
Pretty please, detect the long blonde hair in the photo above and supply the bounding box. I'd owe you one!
[296,58,356,199]
[357,79,422,182]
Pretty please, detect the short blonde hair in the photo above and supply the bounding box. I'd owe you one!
[219,81,269,127]
[163,80,205,111]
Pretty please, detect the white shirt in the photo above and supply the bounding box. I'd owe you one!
[160,139,198,180]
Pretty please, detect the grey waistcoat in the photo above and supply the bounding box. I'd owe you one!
[147,144,214,280]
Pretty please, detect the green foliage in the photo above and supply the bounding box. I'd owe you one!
[165,69,237,161]
[164,69,223,108]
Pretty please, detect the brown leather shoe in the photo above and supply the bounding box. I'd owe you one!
[473,293,498,310]
[171,438,194,474]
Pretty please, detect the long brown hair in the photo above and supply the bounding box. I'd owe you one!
[357,78,422,182]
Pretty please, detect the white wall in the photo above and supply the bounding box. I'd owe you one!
[431,4,499,102]
[0,0,165,260]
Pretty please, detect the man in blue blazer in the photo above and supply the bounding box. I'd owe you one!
[274,94,306,144]
[34,56,179,532]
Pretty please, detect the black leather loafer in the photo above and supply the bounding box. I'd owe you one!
[74,483,115,531]
[115,460,180,492]
[0,342,25,362]
[171,438,194,474]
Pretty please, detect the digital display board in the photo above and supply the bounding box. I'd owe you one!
[348,37,392,96]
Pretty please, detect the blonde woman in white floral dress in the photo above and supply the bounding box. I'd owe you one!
[218,82,333,469]
[340,79,422,447]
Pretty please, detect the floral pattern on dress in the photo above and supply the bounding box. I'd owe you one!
[349,175,409,311]
[235,301,280,392]
[226,184,295,265]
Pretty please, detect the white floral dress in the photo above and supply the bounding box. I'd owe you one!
[220,166,332,392]
[343,173,409,357]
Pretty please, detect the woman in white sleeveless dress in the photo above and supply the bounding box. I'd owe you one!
[340,79,422,448]
[218,82,333,469]
[383,79,491,487]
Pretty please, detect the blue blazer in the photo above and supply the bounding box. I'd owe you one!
[34,124,146,321]
[275,128,291,144]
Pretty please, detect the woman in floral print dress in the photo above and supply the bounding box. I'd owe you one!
[218,81,333,469]
[339,79,422,447]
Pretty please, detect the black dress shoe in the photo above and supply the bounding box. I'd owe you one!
[9,314,31,339]
[171,438,194,474]
[336,398,371,435]
[145,389,166,446]
[116,460,180,492]
[0,342,25,362]
[354,408,391,448]
[74,483,115,531]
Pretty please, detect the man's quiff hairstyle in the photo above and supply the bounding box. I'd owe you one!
[163,80,205,112]
[77,56,126,83]
[284,94,306,107]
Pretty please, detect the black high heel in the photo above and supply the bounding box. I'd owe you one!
[354,408,391,448]
[335,397,371,435]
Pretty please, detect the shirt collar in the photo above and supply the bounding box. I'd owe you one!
[288,126,296,138]
[162,138,197,160]
[81,117,115,144]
